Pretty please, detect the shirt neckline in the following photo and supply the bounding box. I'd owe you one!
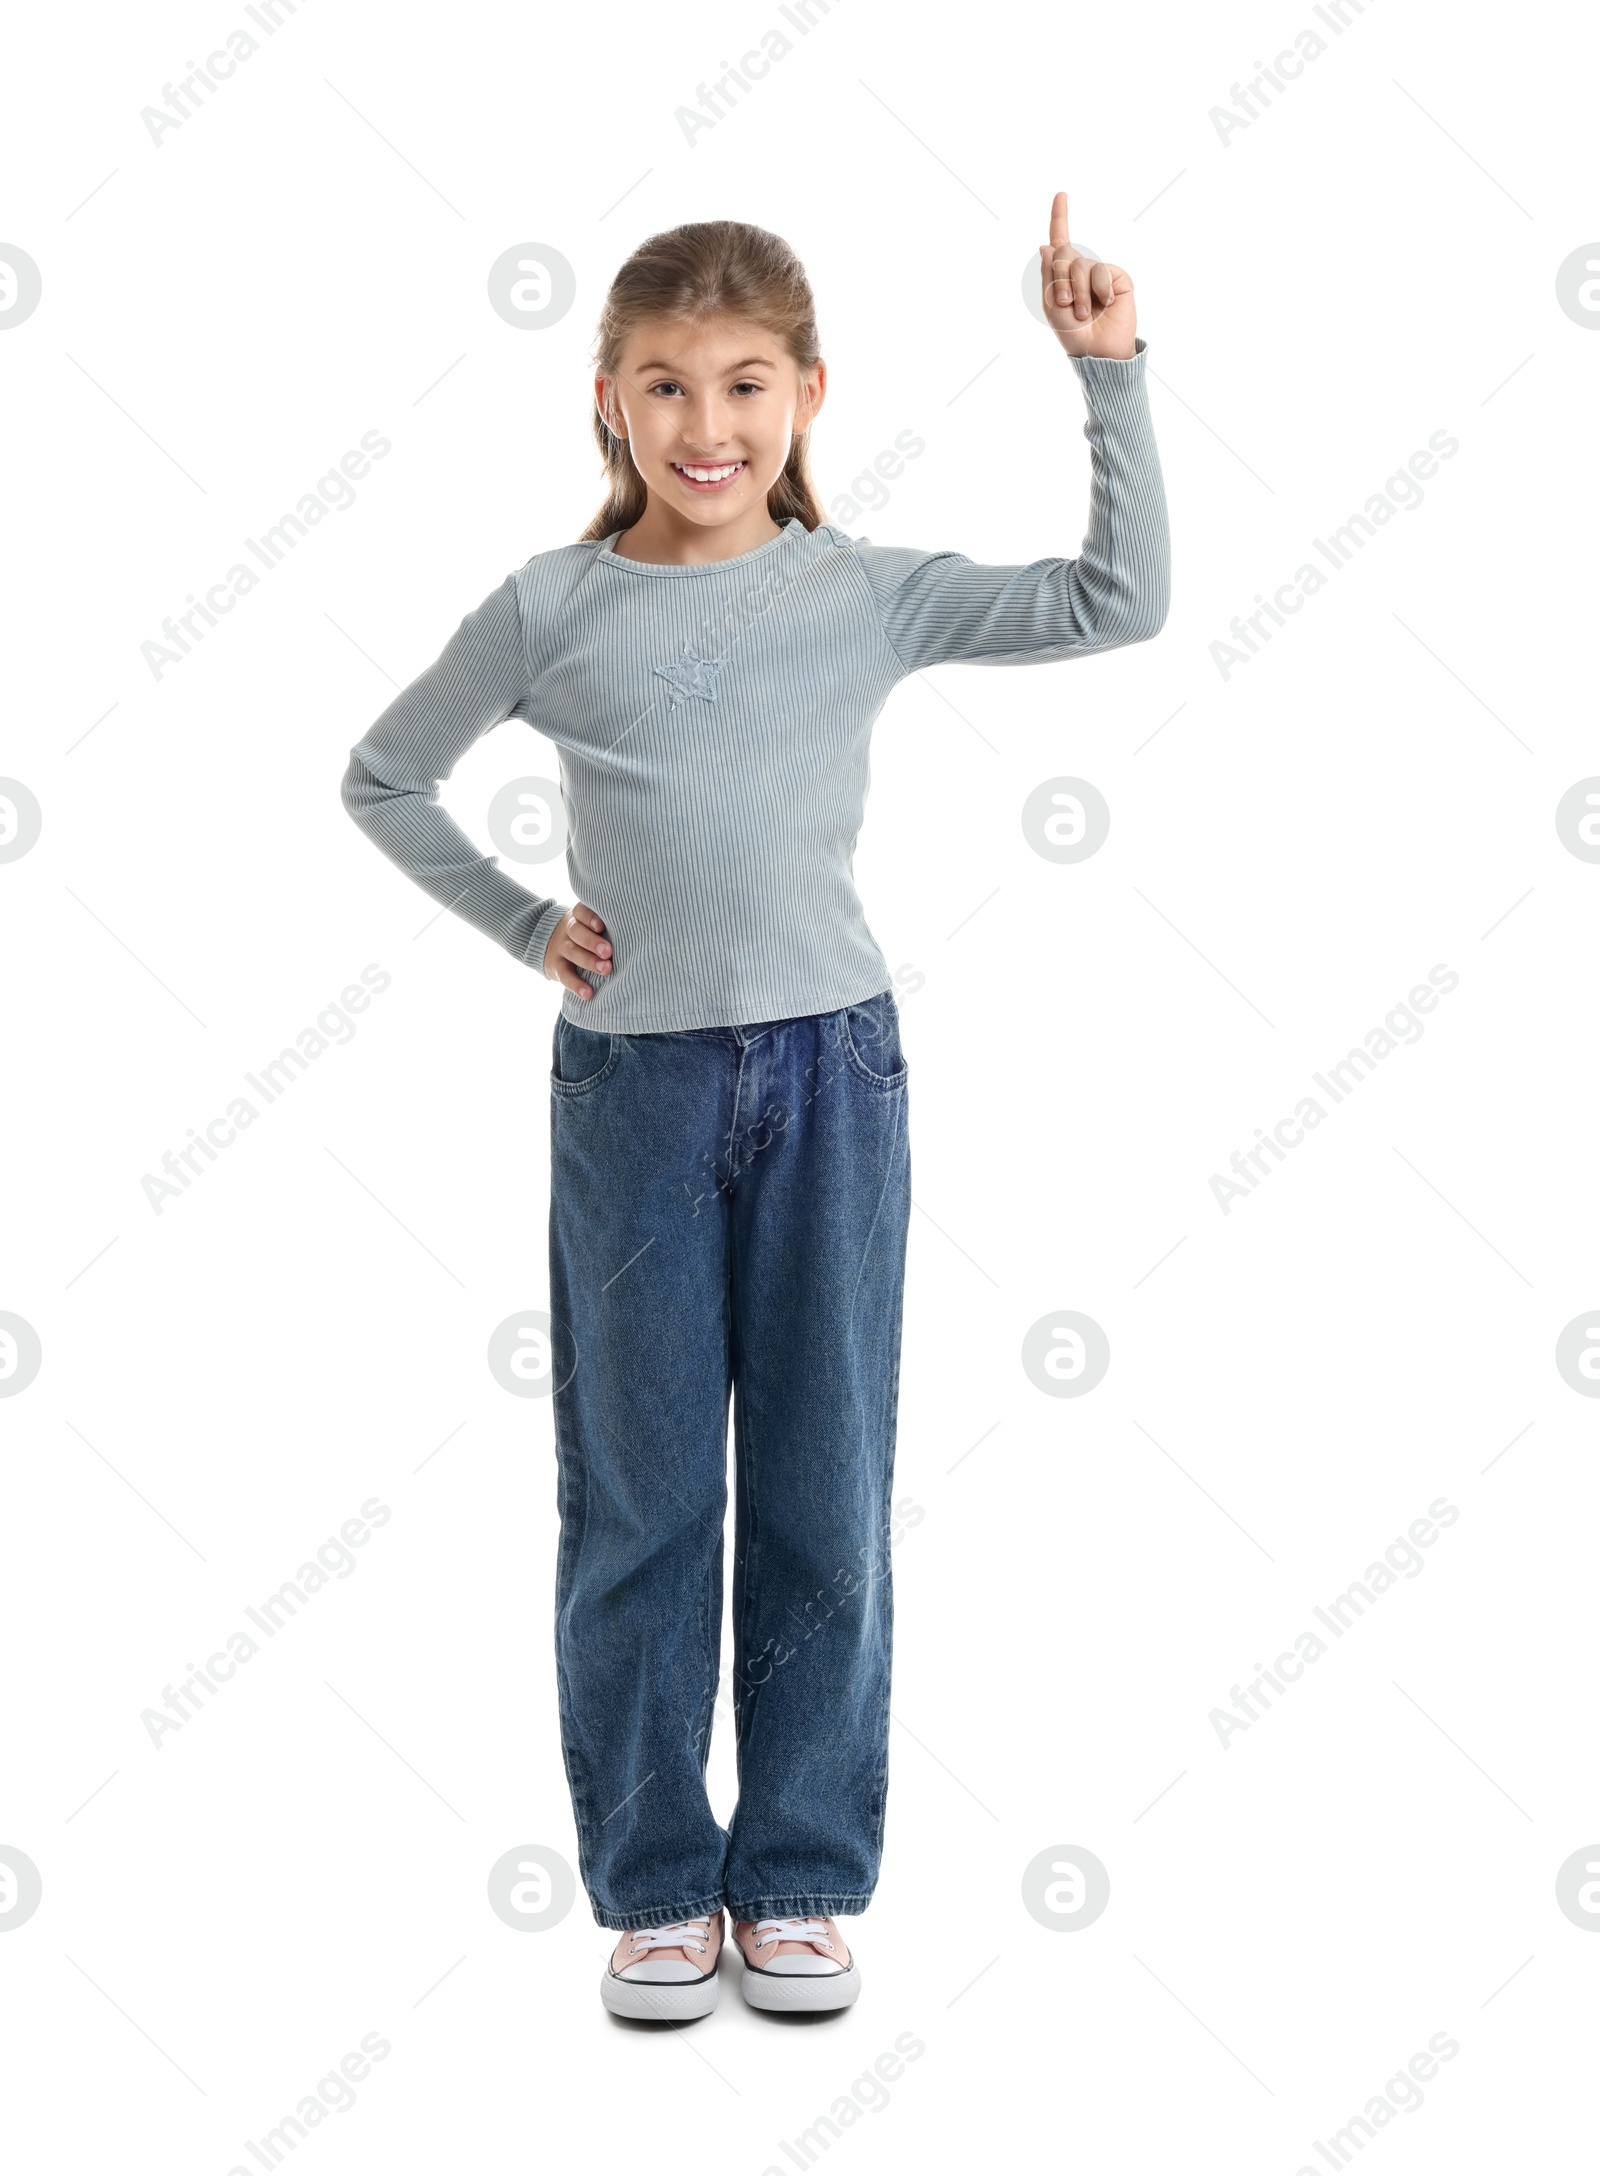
[595,515,805,576]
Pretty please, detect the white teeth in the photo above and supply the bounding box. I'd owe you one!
[675,461,744,482]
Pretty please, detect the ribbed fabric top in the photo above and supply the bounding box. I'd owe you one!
[341,338,1169,1033]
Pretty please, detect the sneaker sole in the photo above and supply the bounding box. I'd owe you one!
[741,1961,861,2013]
[600,1964,722,2021]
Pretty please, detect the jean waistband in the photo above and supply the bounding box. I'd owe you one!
[583,988,895,1049]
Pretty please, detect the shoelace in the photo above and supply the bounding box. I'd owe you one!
[753,1915,834,1952]
[626,1916,714,1958]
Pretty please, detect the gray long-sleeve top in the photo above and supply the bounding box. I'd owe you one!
[340,337,1169,1033]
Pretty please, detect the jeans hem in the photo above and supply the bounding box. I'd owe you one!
[726,1892,874,1921]
[593,1892,728,1934]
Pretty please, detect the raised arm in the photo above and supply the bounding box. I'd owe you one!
[855,190,1170,671]
[339,574,570,974]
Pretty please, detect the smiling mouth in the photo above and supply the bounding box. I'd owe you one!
[670,459,747,491]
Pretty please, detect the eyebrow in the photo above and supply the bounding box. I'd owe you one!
[633,356,777,374]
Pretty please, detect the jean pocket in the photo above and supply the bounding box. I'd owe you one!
[838,990,907,1089]
[550,1016,619,1097]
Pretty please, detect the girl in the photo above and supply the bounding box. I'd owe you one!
[341,192,1168,2023]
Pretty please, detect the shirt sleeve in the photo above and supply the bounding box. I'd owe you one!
[339,572,569,975]
[853,336,1169,672]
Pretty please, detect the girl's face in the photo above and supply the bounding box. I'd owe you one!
[598,315,825,528]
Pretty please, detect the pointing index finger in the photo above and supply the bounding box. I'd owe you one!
[1048,189,1071,252]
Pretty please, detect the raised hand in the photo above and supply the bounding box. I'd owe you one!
[1039,190,1136,360]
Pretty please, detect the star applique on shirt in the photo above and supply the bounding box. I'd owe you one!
[652,641,728,707]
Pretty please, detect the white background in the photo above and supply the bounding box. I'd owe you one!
[3,0,1597,2168]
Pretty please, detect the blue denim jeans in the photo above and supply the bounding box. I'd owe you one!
[547,987,911,1932]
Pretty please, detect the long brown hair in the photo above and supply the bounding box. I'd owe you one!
[580,220,828,543]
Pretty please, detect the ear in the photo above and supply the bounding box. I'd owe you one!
[796,356,827,429]
[594,377,626,441]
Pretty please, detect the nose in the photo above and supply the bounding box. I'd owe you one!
[680,397,736,453]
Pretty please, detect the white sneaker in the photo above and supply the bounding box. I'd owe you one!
[734,1915,861,2012]
[600,1911,723,2021]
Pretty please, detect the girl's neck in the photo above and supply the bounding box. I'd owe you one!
[611,502,785,567]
